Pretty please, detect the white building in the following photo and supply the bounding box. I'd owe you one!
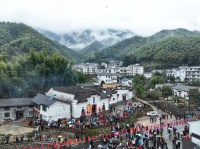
[33,84,133,120]
[0,98,33,122]
[102,87,133,105]
[128,64,144,75]
[32,93,71,121]
[144,72,152,79]
[119,67,131,76]
[73,63,99,74]
[74,62,144,76]
[120,78,132,87]
[166,66,200,82]
[166,67,186,82]
[172,84,199,99]
[45,86,109,118]
[185,66,200,81]
[97,73,119,84]
[189,120,200,145]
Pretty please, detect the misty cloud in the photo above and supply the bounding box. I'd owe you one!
[0,0,200,36]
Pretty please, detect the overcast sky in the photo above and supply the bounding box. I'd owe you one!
[0,0,200,36]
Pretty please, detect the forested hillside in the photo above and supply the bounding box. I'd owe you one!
[86,28,200,68]
[0,22,82,62]
[0,50,86,98]
[80,41,105,58]
[123,36,200,69]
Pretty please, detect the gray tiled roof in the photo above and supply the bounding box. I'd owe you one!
[32,93,56,106]
[0,98,33,108]
[97,73,119,76]
[156,83,176,88]
[172,85,198,92]
[53,86,109,103]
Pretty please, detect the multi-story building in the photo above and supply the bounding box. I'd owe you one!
[97,73,120,84]
[166,66,200,82]
[185,66,200,81]
[128,64,144,76]
[73,62,144,77]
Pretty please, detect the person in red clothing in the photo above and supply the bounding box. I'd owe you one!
[53,141,57,149]
[58,141,62,149]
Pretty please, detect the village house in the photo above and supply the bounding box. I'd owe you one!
[32,83,133,121]
[97,73,120,84]
[120,78,132,87]
[32,93,71,121]
[0,98,33,122]
[172,84,199,99]
[45,85,110,119]
[155,83,199,100]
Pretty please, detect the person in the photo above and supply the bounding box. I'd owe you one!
[89,138,94,149]
[15,136,19,143]
[5,135,10,144]
[20,134,24,142]
[41,121,44,131]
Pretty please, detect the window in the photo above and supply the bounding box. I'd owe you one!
[4,112,10,118]
[93,97,95,104]
[42,106,47,112]
[29,111,33,116]
[4,107,10,110]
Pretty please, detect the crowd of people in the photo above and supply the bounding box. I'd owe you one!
[86,120,170,149]
[2,99,191,149]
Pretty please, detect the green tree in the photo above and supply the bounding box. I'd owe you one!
[188,89,200,100]
[134,85,146,98]
[149,76,165,88]
[161,85,173,101]
[150,89,160,100]
[133,74,146,86]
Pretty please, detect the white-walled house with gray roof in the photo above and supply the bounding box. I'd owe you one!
[155,83,199,100]
[172,84,199,99]
[0,98,33,122]
[45,86,109,119]
[97,73,119,84]
[32,93,71,121]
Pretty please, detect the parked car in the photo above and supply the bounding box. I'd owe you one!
[146,111,158,116]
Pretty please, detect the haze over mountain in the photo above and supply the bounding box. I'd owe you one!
[86,28,200,69]
[38,29,136,50]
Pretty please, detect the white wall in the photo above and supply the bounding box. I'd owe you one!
[189,121,200,145]
[40,101,71,121]
[71,96,109,118]
[173,89,188,99]
[98,75,118,84]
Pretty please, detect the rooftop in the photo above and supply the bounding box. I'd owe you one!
[0,98,33,107]
[52,86,109,103]
[172,85,198,92]
[32,93,56,106]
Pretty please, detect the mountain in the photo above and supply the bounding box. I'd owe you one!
[0,22,82,61]
[86,28,200,68]
[80,40,105,57]
[39,29,136,50]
